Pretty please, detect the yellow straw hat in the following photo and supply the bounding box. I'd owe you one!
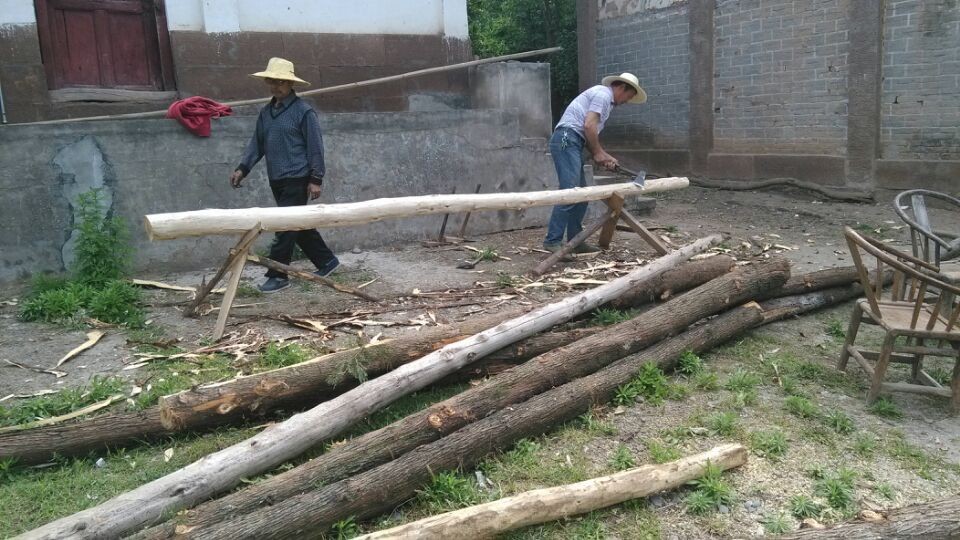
[601,72,647,103]
[250,57,309,85]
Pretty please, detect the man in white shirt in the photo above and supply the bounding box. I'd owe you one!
[544,73,647,254]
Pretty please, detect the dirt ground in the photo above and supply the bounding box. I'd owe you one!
[2,185,959,537]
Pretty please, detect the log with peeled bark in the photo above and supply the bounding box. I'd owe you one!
[780,496,960,539]
[170,303,765,539]
[131,258,788,538]
[21,236,718,540]
[358,444,748,540]
[144,178,688,240]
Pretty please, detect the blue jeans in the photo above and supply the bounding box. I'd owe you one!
[544,127,588,245]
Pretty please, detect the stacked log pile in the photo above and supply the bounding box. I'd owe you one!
[12,240,898,540]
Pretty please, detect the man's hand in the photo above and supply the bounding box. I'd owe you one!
[230,170,244,188]
[593,151,619,171]
[307,182,322,200]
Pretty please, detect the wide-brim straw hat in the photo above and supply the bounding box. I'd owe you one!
[601,72,647,103]
[250,57,309,85]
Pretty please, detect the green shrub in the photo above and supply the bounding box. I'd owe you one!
[684,462,735,515]
[751,430,788,459]
[788,494,822,518]
[72,189,131,287]
[677,351,704,376]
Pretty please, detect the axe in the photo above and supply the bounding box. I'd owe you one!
[613,164,647,187]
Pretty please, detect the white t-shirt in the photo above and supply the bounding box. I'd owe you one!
[555,85,614,138]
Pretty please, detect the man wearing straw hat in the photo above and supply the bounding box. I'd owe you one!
[230,57,340,293]
[543,73,646,255]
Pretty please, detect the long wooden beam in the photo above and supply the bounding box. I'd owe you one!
[144,178,689,240]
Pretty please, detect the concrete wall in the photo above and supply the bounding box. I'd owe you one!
[470,62,553,140]
[0,107,554,283]
[0,1,472,122]
[580,0,960,194]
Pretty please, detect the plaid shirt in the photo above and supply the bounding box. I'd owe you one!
[237,92,325,183]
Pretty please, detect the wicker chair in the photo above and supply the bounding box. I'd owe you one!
[838,227,960,413]
[893,189,960,266]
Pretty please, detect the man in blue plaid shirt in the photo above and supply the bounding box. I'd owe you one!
[230,58,340,293]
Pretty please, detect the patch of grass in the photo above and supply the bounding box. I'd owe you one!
[131,357,235,410]
[693,370,720,391]
[567,512,606,539]
[788,494,823,519]
[761,512,791,534]
[609,444,636,471]
[814,470,856,511]
[886,434,939,480]
[724,388,758,410]
[477,247,500,262]
[868,397,902,419]
[591,307,637,326]
[612,363,670,406]
[684,462,735,515]
[780,375,803,397]
[258,342,313,369]
[723,369,761,393]
[751,430,788,460]
[415,471,481,512]
[824,410,855,434]
[795,360,826,380]
[644,439,681,464]
[852,433,877,457]
[576,410,617,436]
[677,351,704,376]
[236,282,263,298]
[825,318,846,339]
[704,411,738,437]
[784,395,819,419]
[495,272,516,289]
[0,377,126,428]
[928,365,951,386]
[346,383,467,436]
[874,482,895,501]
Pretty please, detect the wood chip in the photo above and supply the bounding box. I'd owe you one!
[131,279,226,295]
[0,389,58,402]
[4,359,67,378]
[0,394,125,433]
[57,330,105,367]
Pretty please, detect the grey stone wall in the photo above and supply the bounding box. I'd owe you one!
[713,0,849,155]
[881,0,960,161]
[595,3,690,148]
[0,109,554,283]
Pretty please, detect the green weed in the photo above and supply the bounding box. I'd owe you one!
[612,363,670,406]
[72,189,131,287]
[495,272,516,289]
[705,412,737,437]
[576,410,617,436]
[761,512,791,534]
[788,494,822,519]
[477,247,499,262]
[416,471,480,511]
[886,434,938,480]
[869,397,902,419]
[825,319,846,339]
[725,389,758,410]
[724,369,761,392]
[693,371,720,391]
[644,439,681,464]
[852,433,876,457]
[258,342,312,369]
[874,482,895,501]
[609,444,636,471]
[0,377,126,428]
[328,516,361,539]
[824,410,855,434]
[677,351,704,376]
[784,395,819,419]
[236,282,263,298]
[684,462,735,515]
[751,430,788,459]
[814,470,856,511]
[591,307,637,326]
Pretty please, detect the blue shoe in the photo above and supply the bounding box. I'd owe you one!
[258,277,290,294]
[314,257,340,278]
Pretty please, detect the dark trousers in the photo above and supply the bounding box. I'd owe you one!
[265,178,336,279]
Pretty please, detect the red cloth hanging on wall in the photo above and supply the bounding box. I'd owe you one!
[166,97,233,137]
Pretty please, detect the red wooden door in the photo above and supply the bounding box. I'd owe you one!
[35,0,175,91]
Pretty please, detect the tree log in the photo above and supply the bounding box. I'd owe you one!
[359,444,748,540]
[780,496,960,539]
[608,255,735,308]
[174,303,765,539]
[133,259,787,538]
[759,285,863,324]
[144,178,689,240]
[755,265,859,301]
[21,237,718,540]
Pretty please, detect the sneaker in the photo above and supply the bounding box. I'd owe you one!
[573,243,601,254]
[314,257,340,278]
[542,243,574,262]
[258,277,290,294]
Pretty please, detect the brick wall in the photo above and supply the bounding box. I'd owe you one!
[881,0,960,161]
[595,3,690,148]
[713,0,849,155]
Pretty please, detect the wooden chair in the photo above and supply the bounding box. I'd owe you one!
[838,227,960,414]
[893,189,960,266]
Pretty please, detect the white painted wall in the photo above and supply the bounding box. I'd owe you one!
[164,0,469,37]
[0,0,36,25]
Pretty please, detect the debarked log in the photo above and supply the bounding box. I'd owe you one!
[359,444,748,540]
[20,236,718,540]
[779,495,960,539]
[132,258,788,538]
[174,304,765,539]
[144,178,689,240]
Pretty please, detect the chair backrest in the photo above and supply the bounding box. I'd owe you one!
[844,227,960,332]
[893,189,960,265]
